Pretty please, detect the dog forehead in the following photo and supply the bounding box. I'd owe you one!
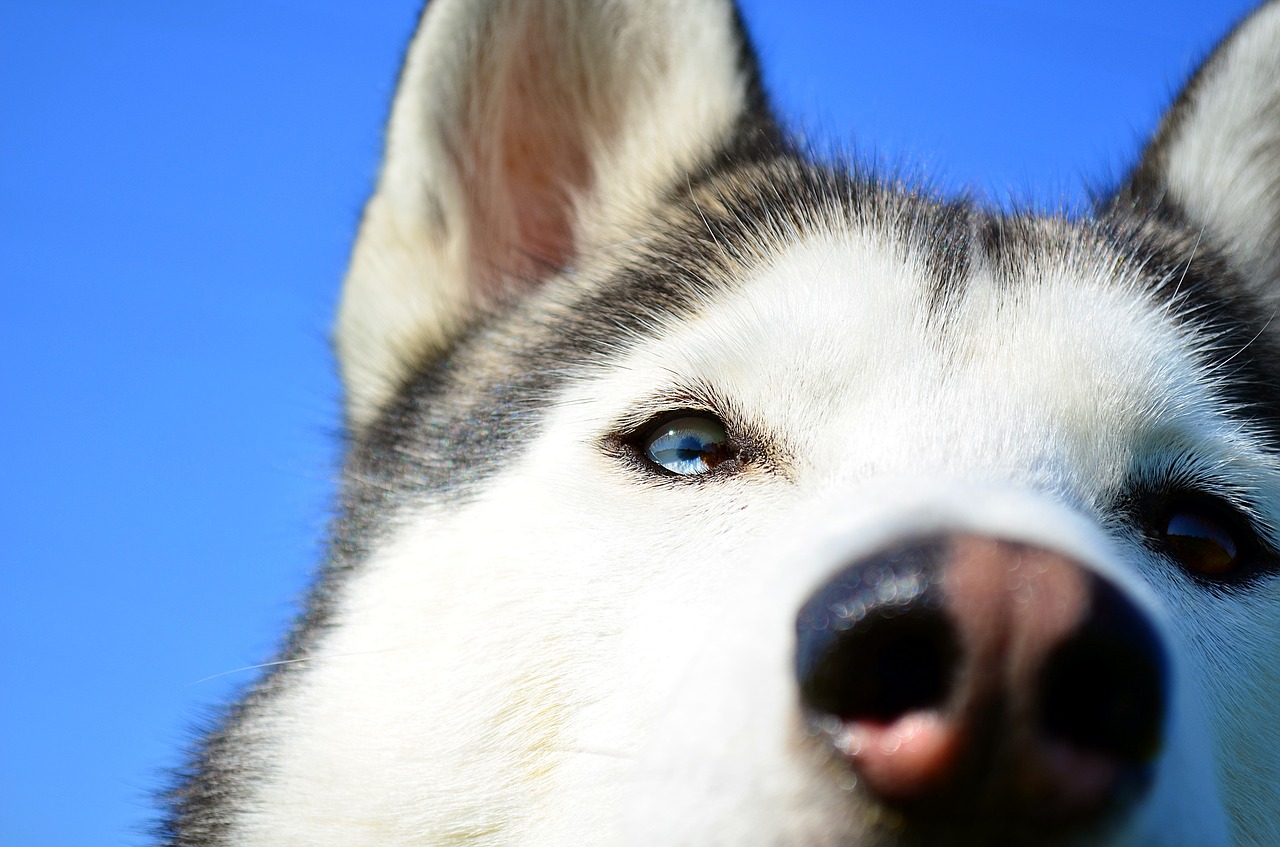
[596,219,1223,482]
[702,224,1172,393]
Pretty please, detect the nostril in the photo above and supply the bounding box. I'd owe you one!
[800,612,958,722]
[795,539,958,723]
[1038,578,1169,764]
[1039,637,1164,762]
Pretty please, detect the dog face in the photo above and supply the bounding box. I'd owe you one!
[166,2,1280,845]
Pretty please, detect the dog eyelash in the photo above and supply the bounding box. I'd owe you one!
[606,380,736,433]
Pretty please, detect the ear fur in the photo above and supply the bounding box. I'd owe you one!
[1111,1,1280,301]
[337,0,770,429]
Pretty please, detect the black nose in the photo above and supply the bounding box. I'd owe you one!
[795,534,1169,832]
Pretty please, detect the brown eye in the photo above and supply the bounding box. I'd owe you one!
[1159,501,1244,577]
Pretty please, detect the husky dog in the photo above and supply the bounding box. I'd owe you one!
[164,1,1280,844]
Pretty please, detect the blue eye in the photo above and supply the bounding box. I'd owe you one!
[643,415,730,475]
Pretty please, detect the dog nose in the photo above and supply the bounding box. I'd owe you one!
[795,534,1169,830]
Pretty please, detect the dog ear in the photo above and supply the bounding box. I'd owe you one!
[336,0,771,428]
[1110,2,1280,300]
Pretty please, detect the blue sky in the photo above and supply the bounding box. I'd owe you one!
[0,1,1257,844]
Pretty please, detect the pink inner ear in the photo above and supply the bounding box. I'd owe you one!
[501,115,590,276]
[460,8,606,303]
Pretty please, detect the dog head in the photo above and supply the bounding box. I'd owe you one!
[170,2,1280,845]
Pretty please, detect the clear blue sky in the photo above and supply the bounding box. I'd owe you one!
[0,1,1257,844]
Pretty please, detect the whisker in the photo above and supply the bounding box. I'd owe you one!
[188,647,405,686]
[544,745,637,762]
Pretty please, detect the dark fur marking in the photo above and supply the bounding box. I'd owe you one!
[1103,204,1280,441]
[920,199,975,325]
[361,163,1280,515]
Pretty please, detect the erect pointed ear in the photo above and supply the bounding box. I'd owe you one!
[1109,1,1280,299]
[336,0,773,429]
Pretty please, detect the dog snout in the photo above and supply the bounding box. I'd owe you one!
[795,533,1169,833]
